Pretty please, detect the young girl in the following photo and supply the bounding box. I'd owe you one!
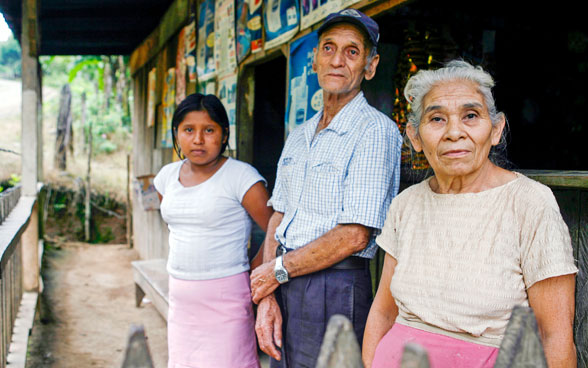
[153,93,272,368]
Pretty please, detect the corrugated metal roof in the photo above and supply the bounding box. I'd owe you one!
[0,0,175,55]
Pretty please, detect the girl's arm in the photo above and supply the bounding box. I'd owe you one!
[242,181,274,270]
[362,253,399,368]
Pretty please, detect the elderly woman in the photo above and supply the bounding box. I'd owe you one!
[362,60,578,368]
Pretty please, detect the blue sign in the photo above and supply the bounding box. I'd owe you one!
[285,31,323,135]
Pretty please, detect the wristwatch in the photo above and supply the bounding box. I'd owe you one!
[274,255,290,284]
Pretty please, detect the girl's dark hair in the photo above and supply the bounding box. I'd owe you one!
[171,93,230,159]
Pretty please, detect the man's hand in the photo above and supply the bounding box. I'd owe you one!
[250,259,280,304]
[255,294,283,361]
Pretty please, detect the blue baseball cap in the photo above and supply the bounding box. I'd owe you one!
[317,9,380,48]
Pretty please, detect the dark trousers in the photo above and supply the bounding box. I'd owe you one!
[270,265,373,368]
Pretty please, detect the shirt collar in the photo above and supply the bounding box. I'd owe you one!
[303,91,367,145]
[321,91,367,135]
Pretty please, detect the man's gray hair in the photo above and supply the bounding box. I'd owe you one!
[403,60,509,167]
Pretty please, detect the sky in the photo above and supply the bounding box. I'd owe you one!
[1,13,13,42]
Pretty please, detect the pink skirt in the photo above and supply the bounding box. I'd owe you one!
[167,272,260,368]
[372,323,499,368]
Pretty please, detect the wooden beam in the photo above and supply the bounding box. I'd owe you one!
[518,170,588,189]
[130,0,190,75]
[354,0,412,18]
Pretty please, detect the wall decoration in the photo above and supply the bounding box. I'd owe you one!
[263,0,300,50]
[185,17,197,82]
[176,27,187,105]
[215,0,237,76]
[197,0,216,80]
[217,72,238,151]
[300,0,360,30]
[147,68,157,127]
[161,67,176,148]
[285,31,322,135]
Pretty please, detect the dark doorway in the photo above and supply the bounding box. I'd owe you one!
[250,55,287,255]
[252,56,287,193]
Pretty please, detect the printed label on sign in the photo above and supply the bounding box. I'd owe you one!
[286,6,297,26]
[311,89,323,112]
[248,15,262,30]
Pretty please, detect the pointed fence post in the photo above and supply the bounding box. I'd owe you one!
[315,314,363,368]
[121,325,154,368]
[494,305,548,368]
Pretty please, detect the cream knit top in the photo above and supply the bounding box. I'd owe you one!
[376,172,578,347]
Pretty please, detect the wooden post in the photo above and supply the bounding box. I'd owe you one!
[54,84,72,171]
[20,0,41,292]
[126,153,133,248]
[84,93,92,242]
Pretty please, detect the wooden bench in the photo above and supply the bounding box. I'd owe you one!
[131,259,169,321]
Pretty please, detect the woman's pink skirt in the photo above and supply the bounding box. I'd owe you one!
[372,323,499,368]
[167,272,260,368]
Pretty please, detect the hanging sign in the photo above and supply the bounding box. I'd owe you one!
[285,31,322,135]
[300,0,361,30]
[147,68,157,127]
[217,72,238,152]
[176,27,187,105]
[161,68,176,148]
[263,0,300,50]
[185,16,197,82]
[215,0,237,76]
[197,0,216,81]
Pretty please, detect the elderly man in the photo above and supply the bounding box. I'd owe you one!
[250,9,402,367]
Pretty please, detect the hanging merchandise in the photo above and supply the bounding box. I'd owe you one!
[285,31,322,135]
[147,68,157,127]
[236,0,264,63]
[197,0,216,81]
[176,27,187,105]
[264,0,300,50]
[217,72,238,152]
[162,68,176,148]
[215,0,237,76]
[185,14,197,83]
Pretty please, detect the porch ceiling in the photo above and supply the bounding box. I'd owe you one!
[0,0,175,55]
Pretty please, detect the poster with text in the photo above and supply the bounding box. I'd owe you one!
[300,0,361,29]
[198,78,217,96]
[285,31,322,135]
[263,0,300,50]
[147,68,157,127]
[161,68,176,148]
[197,0,216,81]
[176,27,187,105]
[185,18,197,82]
[249,0,264,53]
[215,0,237,76]
[236,0,264,62]
[217,72,238,151]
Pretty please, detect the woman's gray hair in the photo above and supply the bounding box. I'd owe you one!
[403,60,510,167]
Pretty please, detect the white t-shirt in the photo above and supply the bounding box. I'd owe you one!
[153,157,266,280]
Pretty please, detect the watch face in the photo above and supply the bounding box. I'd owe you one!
[275,270,288,283]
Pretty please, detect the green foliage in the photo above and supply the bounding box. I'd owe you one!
[0,35,21,78]
[8,173,20,186]
[40,55,133,156]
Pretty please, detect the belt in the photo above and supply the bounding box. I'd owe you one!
[276,244,369,270]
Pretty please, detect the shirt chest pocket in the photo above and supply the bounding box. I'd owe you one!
[306,161,343,214]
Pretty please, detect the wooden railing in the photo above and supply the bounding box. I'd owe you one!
[0,184,31,368]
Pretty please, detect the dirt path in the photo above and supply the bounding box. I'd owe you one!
[26,242,168,367]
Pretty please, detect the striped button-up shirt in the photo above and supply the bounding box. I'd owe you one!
[269,92,402,258]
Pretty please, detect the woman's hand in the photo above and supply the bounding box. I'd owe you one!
[362,253,399,368]
[528,273,576,367]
